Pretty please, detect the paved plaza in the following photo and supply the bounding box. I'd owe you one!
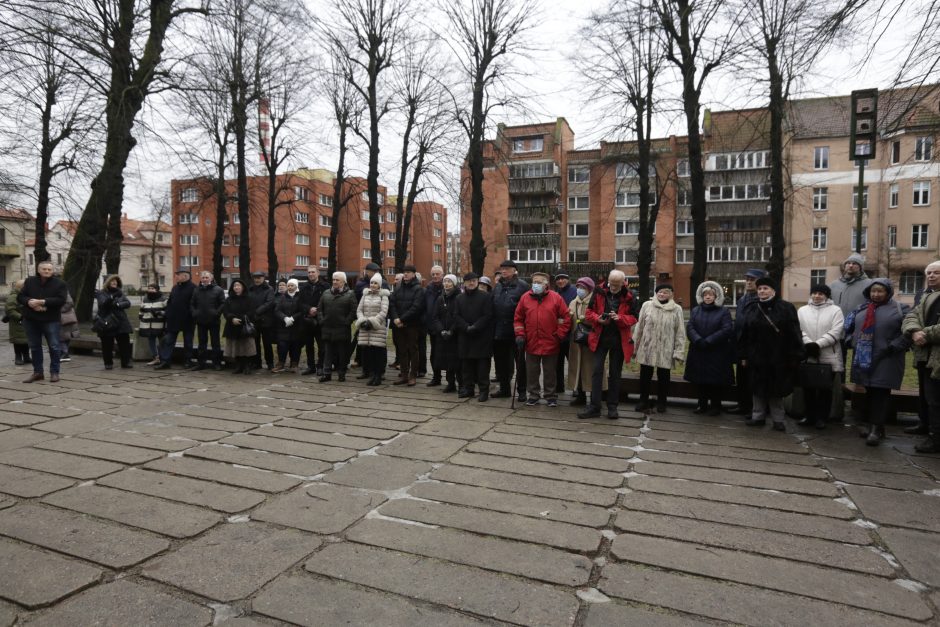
[0,346,939,625]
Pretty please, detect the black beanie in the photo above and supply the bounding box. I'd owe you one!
[810,283,831,298]
[755,276,777,291]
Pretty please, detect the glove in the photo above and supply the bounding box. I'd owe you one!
[440,330,452,339]
[360,320,372,331]
[515,336,526,349]
[283,316,294,327]
[465,325,476,335]
[805,342,821,358]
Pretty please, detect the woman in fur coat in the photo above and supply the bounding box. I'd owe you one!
[633,284,686,413]
[684,281,734,415]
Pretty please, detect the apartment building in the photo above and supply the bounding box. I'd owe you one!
[0,207,36,296]
[171,169,447,285]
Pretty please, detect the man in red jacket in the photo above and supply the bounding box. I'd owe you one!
[514,272,571,407]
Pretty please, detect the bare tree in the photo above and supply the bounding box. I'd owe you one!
[443,0,536,275]
[145,192,172,285]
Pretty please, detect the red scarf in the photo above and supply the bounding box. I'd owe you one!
[861,300,882,331]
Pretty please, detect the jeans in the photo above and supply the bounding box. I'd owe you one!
[160,324,194,364]
[23,319,61,374]
[590,342,624,410]
[526,353,559,400]
[146,336,159,359]
[196,321,221,365]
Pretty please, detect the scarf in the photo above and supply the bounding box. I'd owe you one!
[853,300,885,372]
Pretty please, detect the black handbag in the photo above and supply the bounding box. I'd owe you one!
[573,321,592,345]
[91,313,119,334]
[798,362,833,389]
[240,319,256,338]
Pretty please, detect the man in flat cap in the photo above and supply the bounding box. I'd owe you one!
[389,263,426,385]
[454,272,493,401]
[155,268,196,369]
[248,270,276,370]
[491,259,529,401]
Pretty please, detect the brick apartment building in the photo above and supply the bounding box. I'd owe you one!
[462,86,939,305]
[170,169,447,285]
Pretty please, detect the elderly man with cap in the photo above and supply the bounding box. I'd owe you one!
[492,259,530,401]
[155,268,197,369]
[728,268,767,414]
[299,265,330,376]
[903,261,940,452]
[389,263,426,386]
[454,272,494,401]
[514,271,571,407]
[247,270,276,370]
[422,265,446,385]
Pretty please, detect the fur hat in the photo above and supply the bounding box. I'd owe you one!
[809,283,831,298]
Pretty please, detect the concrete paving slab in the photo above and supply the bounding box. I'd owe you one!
[431,465,618,506]
[0,448,123,480]
[845,484,940,532]
[0,411,51,427]
[252,483,386,534]
[637,449,827,479]
[583,601,711,627]
[494,423,640,446]
[368,409,435,423]
[0,404,82,419]
[325,455,432,491]
[99,469,265,513]
[823,458,938,491]
[483,431,636,459]
[413,418,494,440]
[807,433,913,464]
[251,425,381,450]
[143,522,321,602]
[0,464,74,498]
[0,503,168,568]
[144,456,301,493]
[35,438,163,464]
[450,452,625,487]
[0,537,101,609]
[466,441,632,472]
[0,600,15,627]
[506,416,642,436]
[440,405,514,422]
[346,518,593,586]
[120,421,229,442]
[186,444,330,477]
[646,430,806,454]
[220,434,357,463]
[297,411,417,431]
[0,429,57,453]
[277,417,400,440]
[180,405,286,424]
[42,484,220,538]
[879,527,940,586]
[30,413,133,436]
[642,438,814,465]
[155,414,259,433]
[636,461,839,497]
[380,434,467,462]
[305,542,579,626]
[77,429,196,452]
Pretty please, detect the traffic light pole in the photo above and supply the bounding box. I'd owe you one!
[855,159,865,254]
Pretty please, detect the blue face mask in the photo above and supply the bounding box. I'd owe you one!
[576,287,588,299]
[532,283,545,295]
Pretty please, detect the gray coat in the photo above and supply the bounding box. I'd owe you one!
[846,279,911,389]
[830,273,872,318]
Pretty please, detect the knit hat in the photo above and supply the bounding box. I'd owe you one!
[755,276,777,291]
[654,283,674,293]
[287,278,300,289]
[370,273,383,286]
[809,283,831,298]
[843,253,865,266]
[576,277,595,290]
[443,274,458,286]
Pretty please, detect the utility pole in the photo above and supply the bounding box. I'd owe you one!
[850,89,878,254]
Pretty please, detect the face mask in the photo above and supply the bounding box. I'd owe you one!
[532,283,545,295]
[576,288,588,299]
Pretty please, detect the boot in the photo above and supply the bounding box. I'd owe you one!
[866,425,885,446]
[367,374,382,386]
[915,436,940,454]
[693,401,709,415]
[491,387,512,399]
[242,357,254,375]
[478,387,489,402]
[578,405,601,419]
[458,387,474,399]
[571,391,587,406]
[635,400,651,413]
[192,361,207,371]
[271,361,285,373]
[442,382,457,393]
[232,360,244,374]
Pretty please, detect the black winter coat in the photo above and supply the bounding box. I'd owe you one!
[737,296,805,397]
[298,279,329,329]
[191,283,225,325]
[164,280,195,330]
[95,288,133,336]
[222,294,254,340]
[274,292,305,342]
[18,275,69,322]
[492,277,529,340]
[247,283,276,328]
[318,287,358,342]
[684,303,734,386]
[423,282,444,327]
[429,288,460,371]
[454,288,494,359]
[389,277,426,326]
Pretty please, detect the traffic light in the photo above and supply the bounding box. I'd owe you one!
[850,89,878,160]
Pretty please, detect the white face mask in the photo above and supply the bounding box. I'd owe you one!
[532,283,545,295]
[576,287,588,299]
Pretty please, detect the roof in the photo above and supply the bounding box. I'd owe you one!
[0,207,33,221]
[704,108,771,151]
[52,217,171,247]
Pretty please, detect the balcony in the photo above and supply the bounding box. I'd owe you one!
[0,245,19,258]
[507,233,560,249]
[706,231,771,246]
[508,177,560,195]
[508,205,561,224]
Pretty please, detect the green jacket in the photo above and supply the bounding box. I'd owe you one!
[317,286,357,342]
[902,290,940,379]
[5,288,27,344]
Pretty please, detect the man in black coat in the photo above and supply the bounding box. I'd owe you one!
[190,270,226,370]
[389,264,425,386]
[491,259,529,401]
[422,265,445,385]
[248,271,276,370]
[18,260,69,383]
[454,272,494,401]
[299,265,330,375]
[156,268,196,369]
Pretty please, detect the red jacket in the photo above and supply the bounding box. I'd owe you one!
[585,288,638,360]
[513,289,572,356]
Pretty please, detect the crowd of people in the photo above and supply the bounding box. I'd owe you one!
[5,257,940,452]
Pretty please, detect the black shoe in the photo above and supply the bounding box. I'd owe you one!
[814,419,827,429]
[442,383,457,393]
[121,363,133,369]
[233,363,244,374]
[457,388,474,399]
[635,402,650,413]
[356,372,370,379]
[184,361,198,370]
[427,379,441,387]
[905,424,930,435]
[693,406,708,415]
[773,422,786,432]
[578,407,601,419]
[212,363,223,371]
[104,364,113,370]
[866,426,884,446]
[914,436,940,454]
[797,417,812,426]
[318,375,331,383]
[745,418,766,427]
[338,373,346,382]
[547,398,558,408]
[517,394,527,404]
[154,361,171,370]
[607,407,619,420]
[301,368,317,376]
[491,389,511,399]
[570,393,587,407]
[656,401,667,413]
[478,389,489,402]
[707,407,722,417]
[192,363,206,371]
[858,426,870,439]
[14,357,24,366]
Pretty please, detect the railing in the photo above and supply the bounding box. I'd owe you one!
[705,231,771,246]
[508,205,561,224]
[508,177,560,195]
[507,233,560,249]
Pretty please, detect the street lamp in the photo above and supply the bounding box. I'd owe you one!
[850,89,878,254]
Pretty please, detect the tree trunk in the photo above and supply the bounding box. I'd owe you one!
[266,168,279,281]
[233,83,251,280]
[367,68,382,265]
[679,58,708,304]
[467,75,487,275]
[394,105,416,272]
[328,113,348,276]
[212,170,226,283]
[766,45,786,288]
[635,103,656,306]
[401,148,426,268]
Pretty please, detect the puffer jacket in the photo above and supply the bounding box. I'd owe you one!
[356,288,390,347]
[190,282,225,325]
[318,286,357,342]
[247,282,276,328]
[798,299,845,372]
[5,288,27,344]
[903,289,940,380]
[389,277,425,326]
[138,293,167,338]
[492,277,529,340]
[513,289,571,356]
[684,281,734,386]
[846,278,911,389]
[633,297,686,369]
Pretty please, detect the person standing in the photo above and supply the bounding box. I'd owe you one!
[190,271,225,370]
[356,274,390,386]
[552,271,577,394]
[633,285,686,413]
[797,284,844,429]
[846,278,911,445]
[138,283,167,365]
[247,271,276,370]
[389,264,425,386]
[513,272,571,407]
[59,290,78,362]
[221,278,257,374]
[423,265,445,386]
[429,274,462,393]
[737,277,804,431]
[454,273,493,401]
[19,260,68,383]
[684,281,734,416]
[155,269,196,369]
[830,253,873,317]
[94,274,134,370]
[577,270,638,420]
[729,268,766,415]
[903,261,940,453]
[491,260,529,401]
[568,277,604,406]
[5,280,30,365]
[299,266,329,376]
[318,271,358,382]
[273,278,304,373]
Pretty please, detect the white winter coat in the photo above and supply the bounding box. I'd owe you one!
[633,298,686,369]
[356,288,390,347]
[797,299,844,372]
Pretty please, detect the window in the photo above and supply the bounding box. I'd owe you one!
[361,210,370,221]
[912,224,929,249]
[319,214,332,227]
[179,256,198,267]
[677,189,689,206]
[180,234,198,245]
[568,223,589,238]
[232,235,241,246]
[56,253,62,265]
[706,184,769,201]
[294,186,310,201]
[616,163,656,178]
[813,146,829,170]
[159,275,166,286]
[567,250,589,262]
[362,229,370,240]
[222,256,230,268]
[850,226,868,250]
[508,249,555,262]
[433,228,442,238]
[888,225,897,249]
[512,137,543,153]
[360,192,385,204]
[509,161,556,178]
[812,187,828,211]
[179,188,199,203]
[432,211,442,221]
[707,246,770,262]
[676,220,694,235]
[319,236,329,247]
[433,244,442,253]
[676,159,690,177]
[318,194,333,206]
[715,155,729,170]
[568,166,590,183]
[915,137,933,161]
[319,257,328,267]
[362,249,371,259]
[387,231,396,241]
[615,192,640,207]
[616,221,639,235]
[810,269,827,285]
[295,212,309,223]
[28,253,34,266]
[156,234,164,242]
[178,213,198,224]
[890,141,901,164]
[386,250,395,258]
[852,186,869,210]
[568,196,589,210]
[232,213,240,224]
[899,270,925,295]
[913,181,931,206]
[158,255,165,265]
[386,211,395,222]
[614,249,636,264]
[812,227,827,250]
[296,255,309,266]
[889,183,899,208]
[296,234,310,245]
[676,249,693,264]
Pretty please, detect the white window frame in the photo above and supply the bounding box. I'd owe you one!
[810,269,827,285]
[567,166,590,183]
[675,249,693,264]
[813,146,830,170]
[180,234,199,245]
[319,214,332,227]
[296,233,310,245]
[433,228,442,238]
[616,221,639,235]
[676,159,690,177]
[890,140,901,165]
[676,220,694,235]
[888,225,897,249]
[913,181,931,206]
[318,193,333,206]
[512,137,544,153]
[852,186,869,210]
[432,212,442,221]
[178,213,198,224]
[912,224,929,249]
[295,212,309,223]
[362,249,371,259]
[319,257,328,267]
[179,188,199,203]
[295,255,309,267]
[915,137,933,161]
[889,183,899,208]
[568,196,589,210]
[319,236,329,247]
[812,227,827,250]
[567,223,589,238]
[850,226,868,251]
[812,187,828,211]
[294,186,310,201]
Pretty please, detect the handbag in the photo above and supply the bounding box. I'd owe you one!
[798,362,833,389]
[91,313,119,334]
[573,321,592,345]
[240,319,256,338]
